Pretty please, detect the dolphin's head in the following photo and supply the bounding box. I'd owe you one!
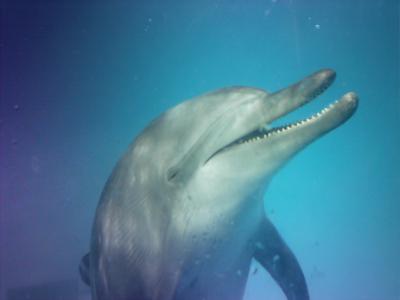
[131,69,357,202]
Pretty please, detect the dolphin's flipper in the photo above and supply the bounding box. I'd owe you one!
[79,252,91,286]
[253,217,309,300]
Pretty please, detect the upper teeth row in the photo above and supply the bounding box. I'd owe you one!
[239,100,340,144]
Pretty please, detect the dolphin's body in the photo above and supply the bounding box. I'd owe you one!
[80,69,358,300]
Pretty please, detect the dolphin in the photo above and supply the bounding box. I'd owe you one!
[80,69,358,300]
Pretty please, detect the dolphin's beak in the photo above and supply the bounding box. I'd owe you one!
[206,70,358,164]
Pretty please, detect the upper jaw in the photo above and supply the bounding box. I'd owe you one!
[254,69,337,127]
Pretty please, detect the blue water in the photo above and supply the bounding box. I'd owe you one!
[1,1,399,299]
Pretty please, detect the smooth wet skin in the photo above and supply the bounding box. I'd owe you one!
[80,69,358,300]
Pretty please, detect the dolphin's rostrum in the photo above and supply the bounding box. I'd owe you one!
[80,69,358,300]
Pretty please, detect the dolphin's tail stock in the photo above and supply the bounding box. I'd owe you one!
[79,252,91,286]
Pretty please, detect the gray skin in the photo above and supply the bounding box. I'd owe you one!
[80,69,358,300]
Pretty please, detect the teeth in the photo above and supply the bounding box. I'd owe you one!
[237,100,340,145]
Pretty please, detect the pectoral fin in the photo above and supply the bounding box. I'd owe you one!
[253,217,309,300]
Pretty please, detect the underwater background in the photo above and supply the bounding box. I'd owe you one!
[1,0,399,299]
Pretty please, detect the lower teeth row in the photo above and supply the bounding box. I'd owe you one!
[239,100,339,144]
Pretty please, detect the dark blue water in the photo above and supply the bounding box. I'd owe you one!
[1,1,399,299]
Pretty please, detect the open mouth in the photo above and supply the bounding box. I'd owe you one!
[205,84,358,164]
[230,98,343,145]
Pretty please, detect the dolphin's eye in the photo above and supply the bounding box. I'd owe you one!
[167,167,178,181]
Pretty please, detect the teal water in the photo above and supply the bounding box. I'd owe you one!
[1,1,399,299]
